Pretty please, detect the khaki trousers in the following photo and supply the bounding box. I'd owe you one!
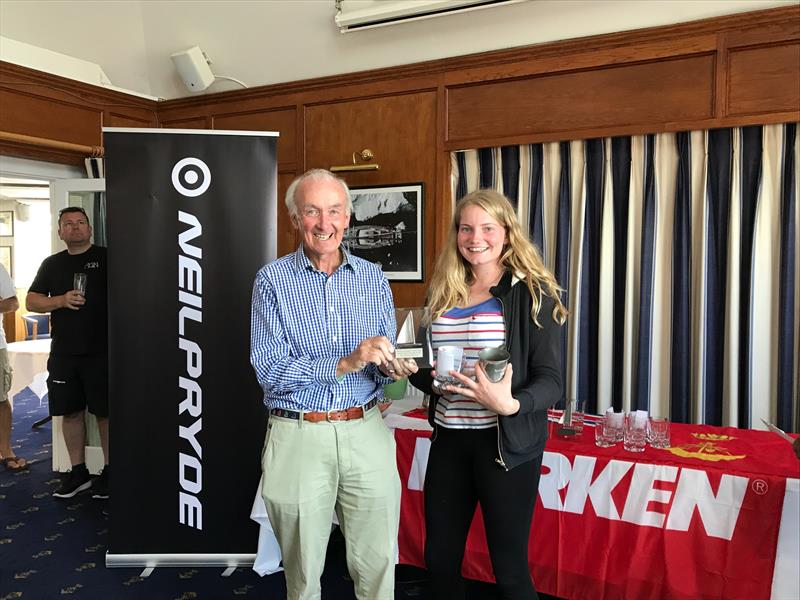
[261,405,400,600]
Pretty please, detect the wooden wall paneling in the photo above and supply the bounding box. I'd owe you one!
[212,107,297,171]
[304,91,437,307]
[724,14,800,49]
[443,34,718,87]
[304,92,436,187]
[160,116,209,129]
[727,42,800,116]
[446,54,716,146]
[0,61,156,162]
[714,33,729,118]
[160,72,439,117]
[103,110,157,128]
[0,88,102,145]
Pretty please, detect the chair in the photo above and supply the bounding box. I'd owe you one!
[22,314,51,340]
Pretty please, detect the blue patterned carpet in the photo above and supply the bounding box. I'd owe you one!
[1,388,559,600]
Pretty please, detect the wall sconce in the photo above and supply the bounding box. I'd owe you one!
[330,148,380,172]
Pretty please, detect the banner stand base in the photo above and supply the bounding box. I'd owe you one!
[107,552,257,574]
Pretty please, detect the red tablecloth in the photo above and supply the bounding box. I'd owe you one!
[395,418,800,600]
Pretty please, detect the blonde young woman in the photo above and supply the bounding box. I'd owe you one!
[410,189,567,600]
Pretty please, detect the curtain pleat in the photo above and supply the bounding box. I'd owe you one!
[689,131,707,425]
[553,142,572,407]
[501,146,519,209]
[578,139,604,413]
[777,124,798,431]
[635,134,657,412]
[451,123,799,428]
[528,144,545,252]
[671,132,692,423]
[610,137,631,412]
[596,139,616,414]
[738,126,763,428]
[478,147,495,190]
[704,129,732,426]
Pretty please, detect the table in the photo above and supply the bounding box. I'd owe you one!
[395,416,800,600]
[252,400,800,599]
[7,338,51,400]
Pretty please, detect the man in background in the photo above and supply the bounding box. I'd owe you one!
[0,263,25,471]
[26,206,109,499]
[250,169,417,599]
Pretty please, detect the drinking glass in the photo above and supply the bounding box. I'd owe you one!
[606,411,624,442]
[595,416,616,447]
[649,416,671,449]
[568,398,586,434]
[73,272,87,296]
[623,412,647,452]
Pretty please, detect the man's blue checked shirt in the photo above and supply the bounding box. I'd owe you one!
[250,246,396,412]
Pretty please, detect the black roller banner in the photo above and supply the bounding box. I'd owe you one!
[103,129,275,565]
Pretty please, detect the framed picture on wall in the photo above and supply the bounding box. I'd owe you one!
[346,183,423,281]
[0,211,13,236]
[0,246,11,277]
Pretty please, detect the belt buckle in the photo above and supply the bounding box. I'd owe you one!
[326,409,347,422]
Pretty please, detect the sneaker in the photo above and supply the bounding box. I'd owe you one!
[53,468,92,498]
[91,467,109,499]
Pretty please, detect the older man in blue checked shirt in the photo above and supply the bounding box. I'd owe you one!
[250,168,418,600]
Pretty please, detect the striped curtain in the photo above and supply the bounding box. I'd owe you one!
[451,124,799,431]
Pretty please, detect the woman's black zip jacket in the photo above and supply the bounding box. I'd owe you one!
[409,270,563,471]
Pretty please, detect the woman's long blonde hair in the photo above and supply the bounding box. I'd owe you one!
[427,189,568,328]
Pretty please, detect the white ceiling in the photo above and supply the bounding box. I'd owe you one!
[0,0,794,100]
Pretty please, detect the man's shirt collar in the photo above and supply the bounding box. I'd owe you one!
[293,244,357,274]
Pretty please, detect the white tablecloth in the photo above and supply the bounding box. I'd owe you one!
[7,338,51,400]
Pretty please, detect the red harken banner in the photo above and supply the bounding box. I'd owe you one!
[395,421,800,600]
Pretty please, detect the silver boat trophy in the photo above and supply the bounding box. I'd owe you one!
[394,307,432,369]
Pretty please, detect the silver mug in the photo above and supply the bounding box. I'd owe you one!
[477,346,510,383]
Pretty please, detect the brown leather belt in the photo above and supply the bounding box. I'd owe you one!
[270,398,379,423]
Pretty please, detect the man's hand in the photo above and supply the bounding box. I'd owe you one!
[336,336,396,378]
[27,290,83,313]
[62,290,86,311]
[378,357,419,381]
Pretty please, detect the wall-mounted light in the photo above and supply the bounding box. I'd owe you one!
[330,148,380,172]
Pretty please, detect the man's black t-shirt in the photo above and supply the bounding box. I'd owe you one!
[29,245,107,357]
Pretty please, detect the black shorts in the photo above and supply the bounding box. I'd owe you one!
[47,354,108,418]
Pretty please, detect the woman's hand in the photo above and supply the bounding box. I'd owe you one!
[443,363,519,416]
[431,362,459,401]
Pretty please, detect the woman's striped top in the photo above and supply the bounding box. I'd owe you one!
[431,297,506,429]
